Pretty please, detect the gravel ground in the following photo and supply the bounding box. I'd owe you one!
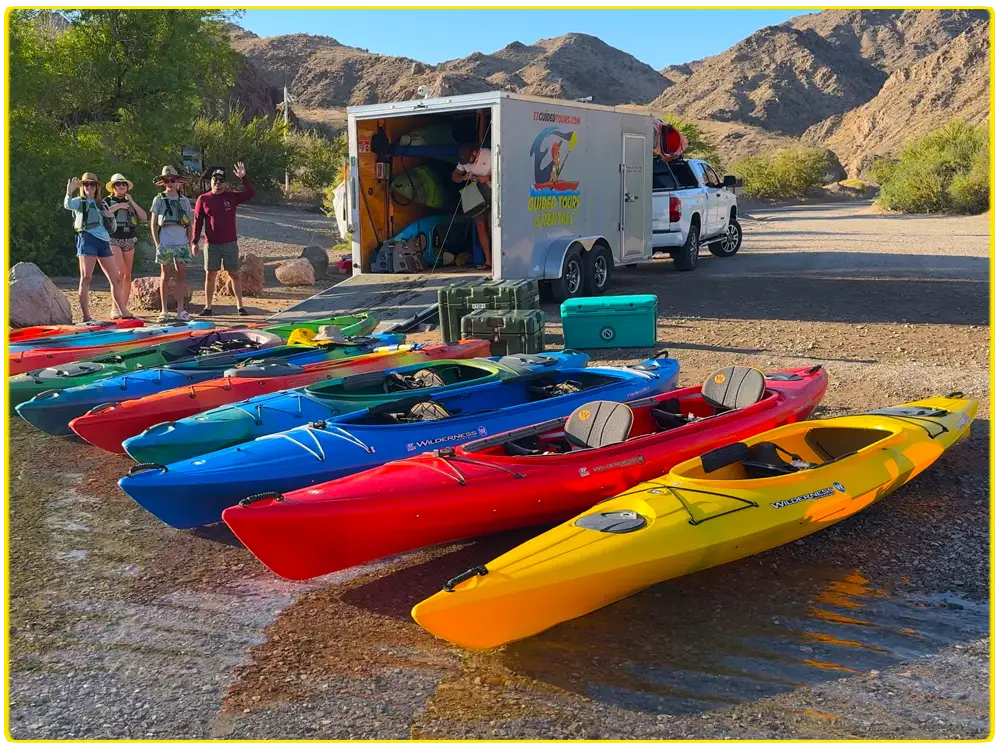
[8,200,991,740]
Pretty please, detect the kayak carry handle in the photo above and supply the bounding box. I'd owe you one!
[33,389,60,401]
[238,491,285,508]
[806,364,824,374]
[84,401,120,416]
[947,391,965,399]
[443,565,489,593]
[128,463,167,476]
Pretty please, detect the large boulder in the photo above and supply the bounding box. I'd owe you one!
[220,253,264,297]
[299,245,329,279]
[275,257,315,287]
[131,276,193,311]
[9,262,72,327]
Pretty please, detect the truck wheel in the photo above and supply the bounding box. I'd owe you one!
[709,216,742,258]
[585,245,613,296]
[672,221,699,272]
[549,248,585,302]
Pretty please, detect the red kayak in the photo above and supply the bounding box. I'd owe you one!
[9,318,145,344]
[69,339,493,454]
[223,365,828,580]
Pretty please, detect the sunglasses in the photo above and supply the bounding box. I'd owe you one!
[162,178,178,184]
[211,174,225,180]
[113,181,128,187]
[81,181,97,187]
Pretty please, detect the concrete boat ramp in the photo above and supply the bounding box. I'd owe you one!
[267,271,487,333]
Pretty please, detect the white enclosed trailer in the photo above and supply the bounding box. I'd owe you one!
[345,91,665,300]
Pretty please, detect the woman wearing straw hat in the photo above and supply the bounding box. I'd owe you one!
[104,173,147,317]
[64,172,133,322]
[149,166,195,322]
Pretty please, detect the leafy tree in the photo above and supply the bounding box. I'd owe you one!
[9,10,239,274]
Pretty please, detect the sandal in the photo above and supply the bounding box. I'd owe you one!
[198,307,213,316]
[237,307,248,316]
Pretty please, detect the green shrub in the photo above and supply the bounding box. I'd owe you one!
[290,131,347,192]
[875,120,989,214]
[730,147,832,200]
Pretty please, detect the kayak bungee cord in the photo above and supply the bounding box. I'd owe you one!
[255,423,374,461]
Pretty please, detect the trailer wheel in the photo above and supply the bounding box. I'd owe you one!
[709,214,742,258]
[585,245,613,296]
[550,248,585,302]
[672,219,699,272]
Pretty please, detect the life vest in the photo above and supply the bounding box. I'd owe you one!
[156,193,192,228]
[105,196,137,238]
[74,197,115,234]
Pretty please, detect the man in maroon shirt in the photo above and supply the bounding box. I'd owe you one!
[191,162,255,316]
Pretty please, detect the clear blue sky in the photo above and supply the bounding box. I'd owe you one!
[237,9,814,69]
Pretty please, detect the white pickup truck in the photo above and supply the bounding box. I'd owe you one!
[650,158,743,271]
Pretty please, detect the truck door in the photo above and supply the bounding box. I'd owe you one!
[694,162,724,235]
[621,133,646,262]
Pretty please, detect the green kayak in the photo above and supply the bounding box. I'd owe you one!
[7,313,378,412]
[264,312,377,341]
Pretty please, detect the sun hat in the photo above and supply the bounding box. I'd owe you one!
[105,173,134,193]
[314,325,350,344]
[154,165,186,186]
[80,172,100,185]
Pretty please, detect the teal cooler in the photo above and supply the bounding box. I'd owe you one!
[560,295,658,349]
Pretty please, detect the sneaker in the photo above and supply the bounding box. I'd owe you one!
[237,307,248,316]
[176,310,191,322]
[198,307,213,316]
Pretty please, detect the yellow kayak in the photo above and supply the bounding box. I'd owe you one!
[412,395,979,649]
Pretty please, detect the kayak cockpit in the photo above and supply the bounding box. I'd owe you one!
[685,426,895,481]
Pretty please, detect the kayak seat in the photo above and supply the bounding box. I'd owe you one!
[565,401,634,449]
[702,367,766,414]
[742,441,815,479]
[651,398,693,431]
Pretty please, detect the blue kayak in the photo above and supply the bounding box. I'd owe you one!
[8,320,215,354]
[119,354,680,528]
[122,350,590,464]
[16,332,405,436]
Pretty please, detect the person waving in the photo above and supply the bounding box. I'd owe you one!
[192,162,255,317]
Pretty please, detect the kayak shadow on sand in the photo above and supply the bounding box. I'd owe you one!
[342,520,986,718]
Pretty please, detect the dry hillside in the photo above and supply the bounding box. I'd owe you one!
[804,21,990,177]
[233,31,670,108]
[225,9,989,170]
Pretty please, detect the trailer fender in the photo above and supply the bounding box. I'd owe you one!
[540,236,608,280]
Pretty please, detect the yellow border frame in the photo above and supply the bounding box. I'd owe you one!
[0,3,1000,745]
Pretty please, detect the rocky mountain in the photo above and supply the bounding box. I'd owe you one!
[804,21,990,176]
[232,31,669,108]
[650,10,987,138]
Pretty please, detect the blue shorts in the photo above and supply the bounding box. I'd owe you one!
[76,232,112,258]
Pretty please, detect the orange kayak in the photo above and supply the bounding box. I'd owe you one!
[69,339,493,454]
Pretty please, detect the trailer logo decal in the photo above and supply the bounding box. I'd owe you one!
[600,326,616,342]
[529,126,582,228]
